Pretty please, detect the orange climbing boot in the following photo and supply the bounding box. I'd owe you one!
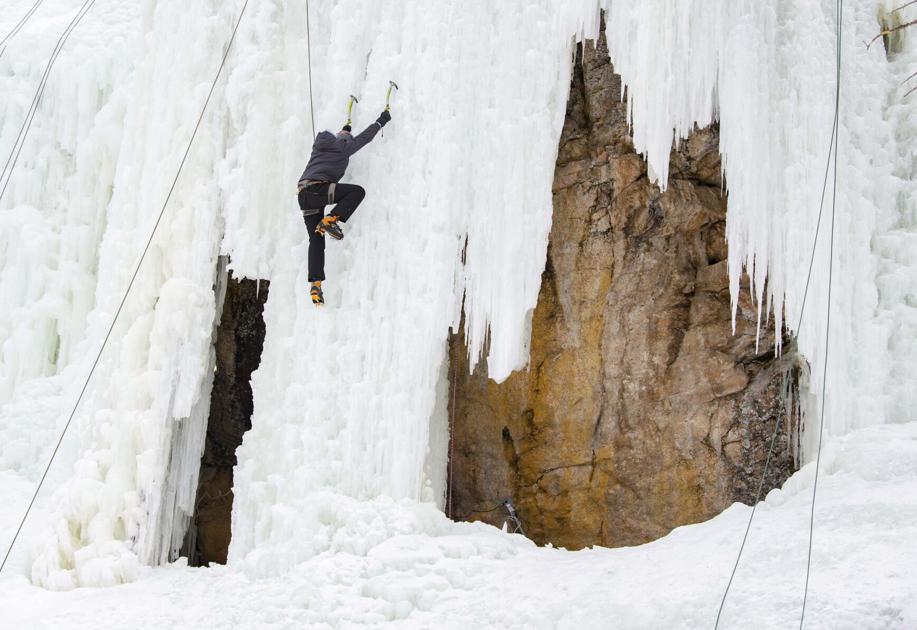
[314,215,344,240]
[310,281,324,306]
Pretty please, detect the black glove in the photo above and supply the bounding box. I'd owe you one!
[377,110,392,127]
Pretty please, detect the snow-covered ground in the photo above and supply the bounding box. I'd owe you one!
[2,422,916,629]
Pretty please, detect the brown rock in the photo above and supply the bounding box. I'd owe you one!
[448,33,798,550]
[183,270,268,565]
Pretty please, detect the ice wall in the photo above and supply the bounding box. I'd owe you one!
[226,0,605,575]
[0,0,604,587]
[603,0,917,454]
[0,0,137,414]
[1,0,252,588]
[1,0,914,590]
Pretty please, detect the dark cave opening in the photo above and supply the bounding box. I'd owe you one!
[183,266,269,566]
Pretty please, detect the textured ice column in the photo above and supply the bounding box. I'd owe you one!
[604,0,913,457]
[0,0,143,574]
[25,0,249,588]
[877,23,917,428]
[228,0,602,575]
[0,1,139,405]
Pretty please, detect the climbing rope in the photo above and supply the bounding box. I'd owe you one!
[453,499,525,536]
[0,0,97,206]
[799,0,843,625]
[714,1,843,627]
[452,502,505,521]
[0,0,95,193]
[304,0,316,139]
[715,81,838,630]
[0,0,44,57]
[447,341,457,518]
[0,0,251,574]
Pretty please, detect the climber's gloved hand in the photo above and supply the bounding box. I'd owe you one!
[377,110,392,127]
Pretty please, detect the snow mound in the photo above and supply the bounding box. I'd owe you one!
[1,422,915,628]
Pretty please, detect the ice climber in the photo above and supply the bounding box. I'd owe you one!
[297,109,392,306]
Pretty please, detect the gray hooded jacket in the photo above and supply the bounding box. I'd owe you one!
[298,123,382,184]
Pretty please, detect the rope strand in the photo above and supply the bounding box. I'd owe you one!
[715,1,843,626]
[0,0,96,206]
[305,0,316,139]
[447,336,457,518]
[0,0,44,56]
[0,0,251,575]
[799,1,842,625]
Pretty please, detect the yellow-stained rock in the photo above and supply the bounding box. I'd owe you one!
[448,35,799,550]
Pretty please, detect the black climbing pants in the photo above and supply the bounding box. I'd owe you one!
[297,182,366,282]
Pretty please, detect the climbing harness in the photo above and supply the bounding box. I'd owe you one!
[0,0,252,575]
[297,180,335,217]
[0,0,97,206]
[345,94,359,127]
[714,1,843,628]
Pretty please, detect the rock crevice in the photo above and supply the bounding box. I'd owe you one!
[183,271,268,565]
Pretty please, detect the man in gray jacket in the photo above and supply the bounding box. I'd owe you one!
[297,109,392,305]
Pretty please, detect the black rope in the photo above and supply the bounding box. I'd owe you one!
[452,499,526,538]
[452,501,506,521]
[0,0,97,207]
[0,1,41,47]
[714,1,843,626]
[799,0,842,625]
[0,0,44,55]
[713,388,787,629]
[0,0,251,574]
[305,0,316,139]
[0,0,44,56]
[447,337,457,519]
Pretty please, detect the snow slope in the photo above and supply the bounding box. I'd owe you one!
[0,0,915,605]
[2,422,916,629]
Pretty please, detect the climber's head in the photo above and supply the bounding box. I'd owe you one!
[337,125,352,138]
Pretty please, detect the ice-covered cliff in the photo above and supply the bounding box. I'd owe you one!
[0,0,915,593]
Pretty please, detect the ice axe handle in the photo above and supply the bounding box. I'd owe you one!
[346,94,359,126]
[385,81,399,112]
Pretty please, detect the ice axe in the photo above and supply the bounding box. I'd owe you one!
[345,94,359,128]
[385,80,399,111]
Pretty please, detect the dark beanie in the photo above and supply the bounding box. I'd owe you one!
[342,124,352,132]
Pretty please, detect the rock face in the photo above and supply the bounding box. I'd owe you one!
[448,36,799,549]
[184,272,268,565]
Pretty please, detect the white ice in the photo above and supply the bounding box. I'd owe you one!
[604,0,917,452]
[0,4,915,627]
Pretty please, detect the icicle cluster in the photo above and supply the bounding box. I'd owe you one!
[604,0,917,456]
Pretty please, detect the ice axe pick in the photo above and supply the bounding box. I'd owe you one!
[385,81,399,111]
[345,94,359,127]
